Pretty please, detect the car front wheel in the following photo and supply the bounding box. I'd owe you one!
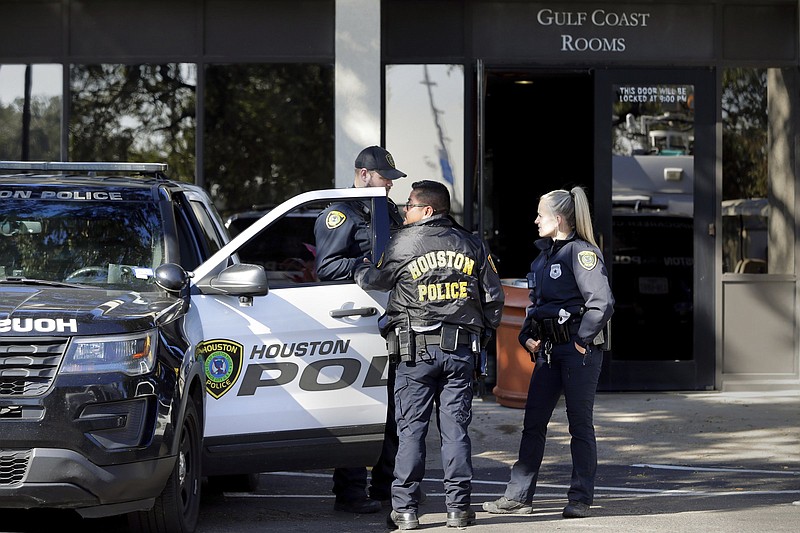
[128,399,202,533]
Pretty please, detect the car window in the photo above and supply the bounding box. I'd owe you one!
[226,197,392,288]
[0,195,162,290]
[228,201,324,287]
[189,199,227,256]
[174,205,204,271]
[196,188,390,289]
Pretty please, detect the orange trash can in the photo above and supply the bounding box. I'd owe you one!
[493,279,535,409]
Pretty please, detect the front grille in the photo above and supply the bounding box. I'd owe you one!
[0,337,67,396]
[0,449,31,485]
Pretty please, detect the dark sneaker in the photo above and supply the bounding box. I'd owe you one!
[446,509,476,527]
[562,500,590,518]
[333,497,382,514]
[386,510,420,530]
[481,496,532,514]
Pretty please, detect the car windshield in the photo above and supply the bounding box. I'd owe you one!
[0,198,164,290]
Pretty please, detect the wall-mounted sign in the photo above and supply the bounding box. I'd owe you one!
[611,84,695,158]
[473,3,714,62]
[536,8,652,52]
[616,85,691,105]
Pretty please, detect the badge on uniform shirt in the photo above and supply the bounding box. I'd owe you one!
[578,250,598,271]
[325,210,346,229]
[550,264,562,279]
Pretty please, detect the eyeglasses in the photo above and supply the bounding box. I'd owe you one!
[402,203,430,210]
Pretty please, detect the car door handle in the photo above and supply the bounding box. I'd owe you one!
[329,307,377,318]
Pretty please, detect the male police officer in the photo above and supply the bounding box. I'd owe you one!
[315,146,405,280]
[314,146,405,514]
[354,180,504,529]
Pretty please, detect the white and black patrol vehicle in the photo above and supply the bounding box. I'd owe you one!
[0,162,391,532]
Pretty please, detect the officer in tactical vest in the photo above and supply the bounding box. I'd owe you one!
[354,180,504,530]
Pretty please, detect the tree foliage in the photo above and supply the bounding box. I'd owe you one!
[66,62,334,217]
[69,64,196,181]
[721,68,768,200]
[203,64,334,217]
[0,95,61,160]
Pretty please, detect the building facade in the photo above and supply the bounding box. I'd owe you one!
[1,0,798,391]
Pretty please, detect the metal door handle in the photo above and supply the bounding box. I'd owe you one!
[330,307,377,318]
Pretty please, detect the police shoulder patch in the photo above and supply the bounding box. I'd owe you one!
[578,250,598,271]
[325,210,346,229]
[488,254,498,274]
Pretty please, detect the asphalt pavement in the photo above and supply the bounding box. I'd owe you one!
[201,389,800,533]
[3,390,799,532]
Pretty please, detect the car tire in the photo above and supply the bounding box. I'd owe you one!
[128,399,202,533]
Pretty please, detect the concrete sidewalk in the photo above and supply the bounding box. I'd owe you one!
[469,389,800,472]
[456,389,800,532]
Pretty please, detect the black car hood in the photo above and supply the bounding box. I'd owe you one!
[0,285,183,336]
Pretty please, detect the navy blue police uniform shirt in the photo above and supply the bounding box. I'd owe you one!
[519,234,614,348]
[314,195,403,282]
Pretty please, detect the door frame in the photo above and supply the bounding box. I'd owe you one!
[594,68,716,391]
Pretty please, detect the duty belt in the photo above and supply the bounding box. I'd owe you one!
[415,332,472,346]
[540,317,580,345]
[539,318,580,368]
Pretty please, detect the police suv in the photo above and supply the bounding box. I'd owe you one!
[0,162,391,532]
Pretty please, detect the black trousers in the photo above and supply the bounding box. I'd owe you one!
[504,340,603,505]
[392,343,474,513]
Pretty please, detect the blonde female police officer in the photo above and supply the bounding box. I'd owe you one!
[483,186,614,520]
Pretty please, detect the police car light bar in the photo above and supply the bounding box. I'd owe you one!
[0,161,168,173]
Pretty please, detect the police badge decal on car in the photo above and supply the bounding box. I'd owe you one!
[198,339,244,399]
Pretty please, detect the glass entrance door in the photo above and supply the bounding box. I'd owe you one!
[594,70,715,391]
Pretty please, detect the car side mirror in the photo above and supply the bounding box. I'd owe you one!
[200,263,269,297]
[154,263,190,293]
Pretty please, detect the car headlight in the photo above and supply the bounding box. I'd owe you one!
[62,330,157,375]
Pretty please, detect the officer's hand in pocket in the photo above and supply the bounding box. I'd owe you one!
[525,338,540,354]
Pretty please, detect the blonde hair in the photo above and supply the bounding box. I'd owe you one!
[540,186,598,247]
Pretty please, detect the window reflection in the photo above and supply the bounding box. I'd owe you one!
[69,64,196,180]
[204,64,334,219]
[721,68,768,274]
[0,64,62,160]
[386,64,464,222]
[0,197,162,290]
[610,83,695,361]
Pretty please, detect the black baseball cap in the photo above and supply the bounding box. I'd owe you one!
[355,146,407,180]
